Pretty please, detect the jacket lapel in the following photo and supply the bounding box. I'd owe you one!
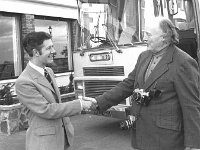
[26,64,56,93]
[37,76,55,93]
[143,45,175,90]
[48,71,61,102]
[137,51,153,88]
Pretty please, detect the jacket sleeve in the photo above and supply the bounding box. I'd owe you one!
[96,53,143,112]
[175,57,200,148]
[15,78,82,120]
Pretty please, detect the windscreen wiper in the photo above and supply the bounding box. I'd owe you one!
[102,24,122,53]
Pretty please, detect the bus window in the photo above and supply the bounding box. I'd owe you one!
[174,0,195,30]
[78,0,139,50]
[174,0,197,60]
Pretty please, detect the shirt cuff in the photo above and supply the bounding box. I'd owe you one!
[79,99,83,110]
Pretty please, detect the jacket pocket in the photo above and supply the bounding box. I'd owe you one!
[155,116,182,131]
[35,126,56,136]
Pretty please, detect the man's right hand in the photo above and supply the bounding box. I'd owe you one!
[82,97,98,110]
[81,99,93,111]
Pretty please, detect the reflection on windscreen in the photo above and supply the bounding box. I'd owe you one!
[80,0,138,49]
[79,0,196,50]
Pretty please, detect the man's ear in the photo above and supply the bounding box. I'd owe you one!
[162,33,170,43]
[161,33,167,39]
[33,49,39,57]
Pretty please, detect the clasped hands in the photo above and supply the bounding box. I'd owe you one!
[80,97,98,111]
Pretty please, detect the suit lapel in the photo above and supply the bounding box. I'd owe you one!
[37,76,55,93]
[143,45,175,90]
[48,71,61,102]
[137,51,153,88]
[26,64,56,93]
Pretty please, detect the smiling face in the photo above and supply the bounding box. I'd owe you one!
[33,39,56,68]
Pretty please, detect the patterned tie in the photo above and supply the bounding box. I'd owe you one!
[44,69,54,90]
[44,69,59,103]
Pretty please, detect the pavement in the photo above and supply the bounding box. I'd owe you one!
[0,114,133,150]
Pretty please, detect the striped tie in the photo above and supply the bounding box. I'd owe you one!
[44,69,55,90]
[44,69,53,87]
[44,69,59,103]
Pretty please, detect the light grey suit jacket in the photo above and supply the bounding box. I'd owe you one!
[96,45,200,150]
[15,64,82,150]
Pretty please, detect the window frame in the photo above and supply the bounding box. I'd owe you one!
[0,12,22,80]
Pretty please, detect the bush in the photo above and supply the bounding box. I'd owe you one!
[0,83,18,105]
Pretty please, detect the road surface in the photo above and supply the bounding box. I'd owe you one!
[0,114,133,150]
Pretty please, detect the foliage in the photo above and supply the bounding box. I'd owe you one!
[0,83,17,105]
[60,45,68,57]
[59,73,74,95]
[59,84,74,95]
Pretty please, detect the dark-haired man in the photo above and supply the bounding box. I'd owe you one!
[16,31,92,150]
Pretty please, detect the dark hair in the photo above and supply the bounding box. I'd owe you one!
[22,31,52,57]
[159,18,179,44]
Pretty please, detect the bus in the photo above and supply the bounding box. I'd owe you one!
[73,0,200,119]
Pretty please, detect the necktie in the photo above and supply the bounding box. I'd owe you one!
[44,69,54,90]
[145,54,163,81]
[44,69,59,103]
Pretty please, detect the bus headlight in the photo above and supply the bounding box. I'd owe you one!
[76,91,84,99]
[75,81,83,90]
[74,80,84,99]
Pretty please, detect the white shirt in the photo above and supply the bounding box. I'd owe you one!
[29,61,45,76]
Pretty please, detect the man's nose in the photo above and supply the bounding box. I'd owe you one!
[50,48,56,56]
[50,51,57,56]
[143,35,148,42]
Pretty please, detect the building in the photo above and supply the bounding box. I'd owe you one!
[0,0,79,93]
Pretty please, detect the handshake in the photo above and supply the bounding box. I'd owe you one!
[80,97,98,111]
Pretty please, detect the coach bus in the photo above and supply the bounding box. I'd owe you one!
[73,0,200,119]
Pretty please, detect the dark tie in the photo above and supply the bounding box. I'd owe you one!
[44,69,52,83]
[44,69,55,90]
[44,69,59,103]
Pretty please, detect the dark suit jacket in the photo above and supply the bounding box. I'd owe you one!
[96,45,200,150]
[15,64,82,150]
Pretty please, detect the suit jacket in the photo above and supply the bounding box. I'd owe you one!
[15,64,82,150]
[96,45,200,150]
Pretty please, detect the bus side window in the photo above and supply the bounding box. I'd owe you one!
[176,29,197,60]
[176,0,195,30]
[175,0,197,60]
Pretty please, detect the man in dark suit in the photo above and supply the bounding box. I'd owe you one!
[83,18,200,150]
[15,31,93,150]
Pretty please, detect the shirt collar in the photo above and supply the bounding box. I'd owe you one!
[153,51,165,58]
[29,61,45,76]
[152,45,169,58]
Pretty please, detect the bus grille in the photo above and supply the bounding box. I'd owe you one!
[83,66,124,76]
[85,80,120,98]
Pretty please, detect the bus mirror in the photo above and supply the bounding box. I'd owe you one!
[168,0,178,15]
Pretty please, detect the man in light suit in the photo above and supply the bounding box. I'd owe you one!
[15,31,92,150]
[83,18,200,150]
